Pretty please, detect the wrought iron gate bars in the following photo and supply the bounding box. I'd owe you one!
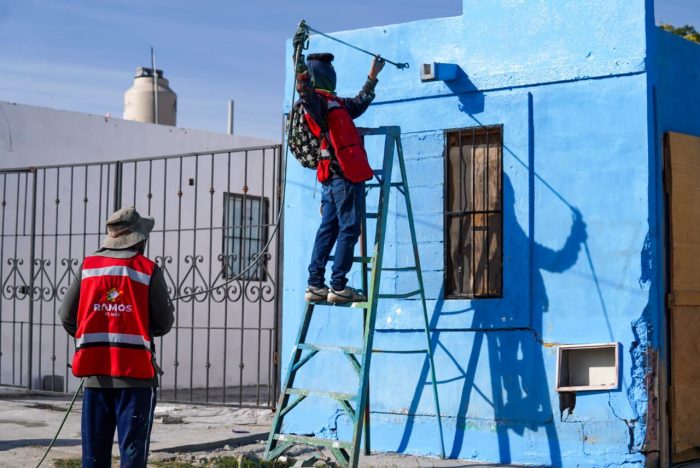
[0,142,283,408]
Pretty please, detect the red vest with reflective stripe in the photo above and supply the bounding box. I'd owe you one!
[72,254,156,379]
[304,90,374,184]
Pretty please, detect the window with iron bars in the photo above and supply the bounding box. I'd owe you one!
[222,193,269,281]
[445,126,503,298]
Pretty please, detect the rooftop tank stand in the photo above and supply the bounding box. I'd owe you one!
[123,66,177,126]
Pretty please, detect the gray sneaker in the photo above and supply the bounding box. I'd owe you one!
[305,285,329,302]
[328,287,367,304]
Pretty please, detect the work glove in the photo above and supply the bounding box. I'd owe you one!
[292,21,309,74]
[293,21,309,54]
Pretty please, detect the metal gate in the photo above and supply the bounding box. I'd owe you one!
[0,144,283,407]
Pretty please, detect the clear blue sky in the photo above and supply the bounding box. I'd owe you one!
[0,0,697,140]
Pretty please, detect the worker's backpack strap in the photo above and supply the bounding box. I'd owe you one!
[287,101,322,170]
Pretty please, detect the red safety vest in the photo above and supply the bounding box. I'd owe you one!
[72,254,156,379]
[304,90,374,184]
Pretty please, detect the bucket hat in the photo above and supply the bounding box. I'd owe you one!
[102,206,155,249]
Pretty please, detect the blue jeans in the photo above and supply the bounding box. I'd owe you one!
[81,387,157,468]
[308,178,365,290]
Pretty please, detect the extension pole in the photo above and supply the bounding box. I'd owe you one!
[305,24,409,70]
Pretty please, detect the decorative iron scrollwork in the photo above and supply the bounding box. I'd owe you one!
[32,258,55,301]
[56,258,80,301]
[2,258,29,300]
[244,252,275,303]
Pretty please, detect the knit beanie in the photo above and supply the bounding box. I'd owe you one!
[307,53,336,93]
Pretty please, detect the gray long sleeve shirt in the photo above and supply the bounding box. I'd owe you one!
[59,248,175,388]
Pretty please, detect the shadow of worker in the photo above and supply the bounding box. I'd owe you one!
[398,174,586,467]
[455,175,586,465]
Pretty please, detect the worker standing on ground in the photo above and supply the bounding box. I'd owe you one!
[293,23,386,303]
[59,206,174,468]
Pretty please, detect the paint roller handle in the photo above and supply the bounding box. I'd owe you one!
[305,23,409,70]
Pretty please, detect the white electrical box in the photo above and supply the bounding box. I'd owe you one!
[420,62,459,82]
[556,343,619,392]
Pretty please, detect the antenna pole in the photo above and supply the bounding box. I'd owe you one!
[151,47,159,124]
[227,99,234,135]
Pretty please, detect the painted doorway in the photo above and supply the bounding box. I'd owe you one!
[665,131,700,463]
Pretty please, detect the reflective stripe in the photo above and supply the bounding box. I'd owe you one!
[76,332,151,349]
[82,266,151,285]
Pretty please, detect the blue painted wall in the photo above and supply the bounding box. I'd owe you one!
[653,28,700,136]
[277,1,700,466]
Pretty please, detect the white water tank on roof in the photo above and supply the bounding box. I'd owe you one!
[123,67,177,126]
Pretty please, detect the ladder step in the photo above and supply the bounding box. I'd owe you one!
[378,289,422,299]
[286,388,357,402]
[365,212,379,219]
[298,343,362,355]
[379,266,417,272]
[373,348,428,354]
[274,434,353,450]
[327,255,372,263]
[366,182,403,189]
[308,300,369,309]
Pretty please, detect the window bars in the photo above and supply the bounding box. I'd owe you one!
[445,126,503,299]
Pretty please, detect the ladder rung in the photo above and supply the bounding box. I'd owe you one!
[379,289,422,299]
[373,348,428,354]
[298,343,362,355]
[274,434,353,450]
[366,182,403,189]
[286,388,356,401]
[380,266,417,272]
[365,212,379,219]
[310,300,369,309]
[358,127,391,137]
[327,255,372,263]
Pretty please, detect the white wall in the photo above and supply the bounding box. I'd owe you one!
[0,101,281,403]
[0,101,277,168]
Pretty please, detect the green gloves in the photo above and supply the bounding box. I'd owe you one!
[293,21,308,51]
[292,21,309,73]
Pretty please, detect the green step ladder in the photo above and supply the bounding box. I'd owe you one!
[264,126,445,468]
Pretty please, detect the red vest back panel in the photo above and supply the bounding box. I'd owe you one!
[72,254,156,379]
[304,90,374,183]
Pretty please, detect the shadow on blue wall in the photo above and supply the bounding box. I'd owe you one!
[396,171,587,465]
[443,66,485,115]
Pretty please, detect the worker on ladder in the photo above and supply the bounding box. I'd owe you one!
[292,23,386,304]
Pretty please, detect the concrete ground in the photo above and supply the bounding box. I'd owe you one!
[0,387,516,467]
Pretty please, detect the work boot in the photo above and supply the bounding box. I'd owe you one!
[305,285,329,302]
[328,287,367,304]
